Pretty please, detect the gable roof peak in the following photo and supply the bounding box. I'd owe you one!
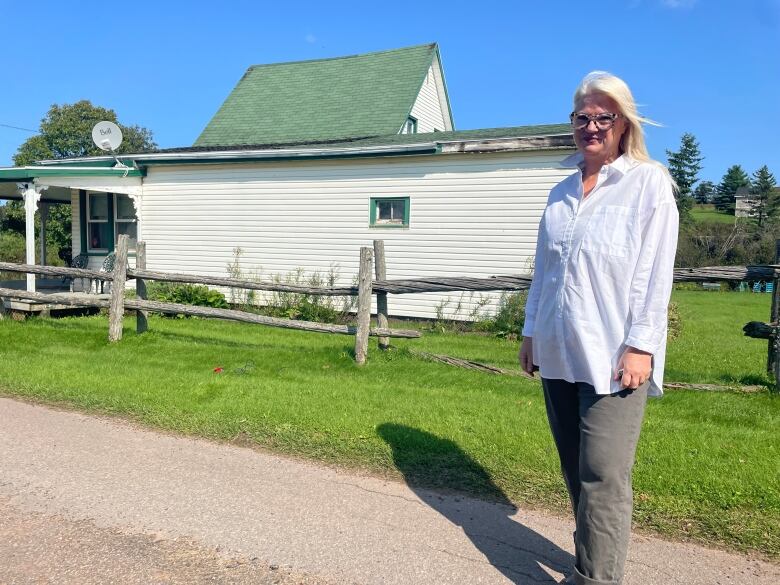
[245,43,438,72]
[195,43,442,148]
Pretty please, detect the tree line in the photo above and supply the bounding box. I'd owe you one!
[667,133,778,225]
[666,133,779,267]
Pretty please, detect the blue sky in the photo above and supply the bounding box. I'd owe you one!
[0,0,777,183]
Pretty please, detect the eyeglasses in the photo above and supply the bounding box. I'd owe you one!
[570,112,621,130]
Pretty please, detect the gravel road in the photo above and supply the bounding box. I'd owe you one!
[0,396,776,584]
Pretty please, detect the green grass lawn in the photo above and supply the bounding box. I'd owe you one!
[691,204,736,225]
[0,290,777,558]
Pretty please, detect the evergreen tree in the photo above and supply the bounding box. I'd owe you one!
[715,165,750,214]
[746,166,779,227]
[666,133,703,220]
[693,180,716,204]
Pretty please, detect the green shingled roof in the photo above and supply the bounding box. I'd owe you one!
[195,44,441,147]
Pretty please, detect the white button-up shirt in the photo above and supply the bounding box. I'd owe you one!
[522,153,679,396]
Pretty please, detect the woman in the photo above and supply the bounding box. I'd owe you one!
[519,72,678,585]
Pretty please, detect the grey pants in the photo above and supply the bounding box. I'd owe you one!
[542,378,648,585]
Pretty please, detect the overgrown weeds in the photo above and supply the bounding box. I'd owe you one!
[225,247,356,323]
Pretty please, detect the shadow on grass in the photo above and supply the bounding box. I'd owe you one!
[732,373,773,387]
[377,423,572,584]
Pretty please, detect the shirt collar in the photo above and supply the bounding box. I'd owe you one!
[561,152,640,176]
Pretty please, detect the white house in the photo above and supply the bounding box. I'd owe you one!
[0,43,576,319]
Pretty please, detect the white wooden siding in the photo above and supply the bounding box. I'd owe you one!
[409,66,448,133]
[139,150,576,320]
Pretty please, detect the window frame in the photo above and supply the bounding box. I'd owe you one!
[80,191,138,255]
[85,191,112,254]
[113,193,138,252]
[370,196,410,229]
[401,116,418,134]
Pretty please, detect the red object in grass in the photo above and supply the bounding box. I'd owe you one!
[213,367,224,374]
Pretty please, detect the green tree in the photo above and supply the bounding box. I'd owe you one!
[746,166,779,227]
[13,100,157,166]
[714,165,750,215]
[693,180,716,204]
[4,101,156,257]
[666,133,703,221]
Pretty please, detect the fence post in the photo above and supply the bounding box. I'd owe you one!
[108,234,129,342]
[373,240,389,350]
[136,240,148,334]
[355,246,373,365]
[769,240,780,387]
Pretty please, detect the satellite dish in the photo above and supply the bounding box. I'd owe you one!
[91,121,123,152]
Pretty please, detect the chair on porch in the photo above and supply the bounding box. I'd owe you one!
[67,253,89,292]
[94,252,116,294]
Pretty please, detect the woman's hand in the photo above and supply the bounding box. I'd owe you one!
[615,346,652,389]
[519,337,535,376]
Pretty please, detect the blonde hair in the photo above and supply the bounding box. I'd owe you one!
[573,71,657,163]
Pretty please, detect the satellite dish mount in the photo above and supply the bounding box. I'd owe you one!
[91,121,128,170]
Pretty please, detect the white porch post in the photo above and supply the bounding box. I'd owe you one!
[39,202,48,267]
[19,183,41,292]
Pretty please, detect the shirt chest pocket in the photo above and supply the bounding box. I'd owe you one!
[581,205,637,259]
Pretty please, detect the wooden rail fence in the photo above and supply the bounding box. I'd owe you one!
[2,235,780,375]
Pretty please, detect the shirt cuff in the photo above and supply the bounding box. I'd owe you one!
[521,318,535,338]
[625,327,661,355]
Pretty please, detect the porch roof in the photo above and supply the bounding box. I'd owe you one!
[0,165,145,202]
[0,166,144,181]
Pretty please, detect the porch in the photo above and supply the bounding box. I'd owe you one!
[0,277,107,317]
[0,164,143,307]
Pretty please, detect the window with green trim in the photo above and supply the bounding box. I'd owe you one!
[114,194,138,249]
[84,192,137,253]
[401,116,417,134]
[370,197,410,228]
[87,192,111,252]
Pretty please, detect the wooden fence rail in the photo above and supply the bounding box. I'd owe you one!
[0,287,420,338]
[0,237,422,360]
[0,261,112,282]
[5,261,778,297]
[126,267,357,296]
[2,235,780,368]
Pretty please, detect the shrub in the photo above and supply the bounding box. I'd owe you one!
[471,291,527,339]
[0,232,26,280]
[0,232,25,260]
[676,221,780,267]
[490,291,527,338]
[147,282,228,313]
